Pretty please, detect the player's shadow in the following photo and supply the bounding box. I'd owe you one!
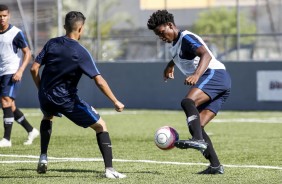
[16,168,162,176]
[17,168,100,173]
[0,175,77,179]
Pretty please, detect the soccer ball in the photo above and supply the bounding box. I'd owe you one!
[154,126,179,150]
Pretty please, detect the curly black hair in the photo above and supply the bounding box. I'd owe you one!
[147,10,175,30]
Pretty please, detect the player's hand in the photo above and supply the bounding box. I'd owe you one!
[163,66,174,82]
[12,71,23,82]
[114,101,125,112]
[184,75,199,86]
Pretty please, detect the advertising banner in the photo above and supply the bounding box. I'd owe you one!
[257,71,282,101]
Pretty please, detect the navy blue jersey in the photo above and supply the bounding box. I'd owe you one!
[35,36,100,101]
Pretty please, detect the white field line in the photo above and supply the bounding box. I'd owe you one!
[212,118,282,123]
[5,112,282,124]
[0,111,142,117]
[0,154,282,170]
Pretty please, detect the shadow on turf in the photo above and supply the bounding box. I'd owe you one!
[16,168,161,176]
[17,168,101,173]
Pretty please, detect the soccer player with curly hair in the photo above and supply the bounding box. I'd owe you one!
[147,10,231,174]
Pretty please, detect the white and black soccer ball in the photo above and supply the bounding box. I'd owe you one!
[154,126,179,150]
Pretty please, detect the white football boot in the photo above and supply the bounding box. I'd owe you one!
[105,168,126,179]
[0,138,12,147]
[24,128,39,145]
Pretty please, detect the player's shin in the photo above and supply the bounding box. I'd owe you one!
[3,107,14,140]
[40,120,52,154]
[14,108,33,132]
[202,128,220,167]
[181,98,203,140]
[96,132,113,168]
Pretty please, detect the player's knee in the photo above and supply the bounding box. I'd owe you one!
[181,98,195,109]
[43,117,53,121]
[1,97,13,108]
[91,118,107,133]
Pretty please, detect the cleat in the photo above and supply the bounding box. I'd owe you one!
[24,128,40,145]
[174,138,208,152]
[0,138,12,147]
[105,168,126,179]
[198,165,224,174]
[37,154,48,174]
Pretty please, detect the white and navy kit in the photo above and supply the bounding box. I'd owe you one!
[0,24,28,99]
[35,36,101,128]
[170,30,231,114]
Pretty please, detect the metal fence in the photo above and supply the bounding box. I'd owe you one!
[3,0,282,62]
[82,33,282,62]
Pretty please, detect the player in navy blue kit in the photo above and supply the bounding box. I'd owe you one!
[0,4,39,147]
[30,11,126,179]
[147,10,231,174]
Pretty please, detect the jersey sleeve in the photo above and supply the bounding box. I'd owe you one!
[78,47,100,78]
[35,40,50,65]
[13,31,28,51]
[182,34,203,54]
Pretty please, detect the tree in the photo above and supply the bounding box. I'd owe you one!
[192,7,256,53]
[51,0,133,61]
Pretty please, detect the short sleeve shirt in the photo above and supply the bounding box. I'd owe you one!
[0,24,28,75]
[35,36,100,99]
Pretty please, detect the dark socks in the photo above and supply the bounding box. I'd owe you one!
[96,132,113,168]
[14,108,33,133]
[3,107,14,140]
[181,98,203,140]
[40,120,52,154]
[202,128,220,167]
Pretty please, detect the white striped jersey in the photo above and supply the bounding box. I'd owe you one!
[169,30,225,76]
[0,24,28,76]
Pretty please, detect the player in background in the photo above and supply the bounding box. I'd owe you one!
[147,10,231,174]
[30,11,126,179]
[0,4,39,147]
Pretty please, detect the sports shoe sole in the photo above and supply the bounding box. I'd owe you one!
[37,163,47,174]
[197,165,224,174]
[175,141,207,152]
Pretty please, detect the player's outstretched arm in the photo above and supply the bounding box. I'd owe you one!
[93,75,124,112]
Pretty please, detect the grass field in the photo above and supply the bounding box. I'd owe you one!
[0,109,282,184]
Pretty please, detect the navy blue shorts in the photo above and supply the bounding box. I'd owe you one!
[0,74,21,99]
[39,92,100,128]
[194,69,231,114]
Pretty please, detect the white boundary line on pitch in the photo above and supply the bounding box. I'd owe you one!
[2,111,282,124]
[1,111,282,123]
[0,154,282,170]
[19,113,282,123]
